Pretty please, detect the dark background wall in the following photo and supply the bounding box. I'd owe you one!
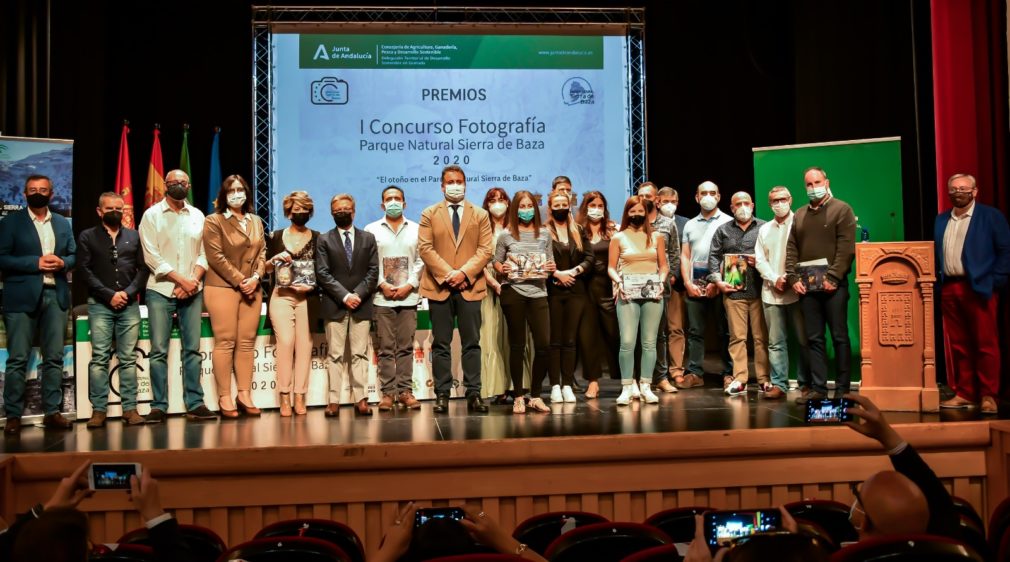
[4,0,937,305]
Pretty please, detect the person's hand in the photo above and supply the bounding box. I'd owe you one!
[345,293,362,309]
[746,255,756,267]
[272,251,292,264]
[792,281,807,295]
[44,461,95,511]
[554,271,575,286]
[613,282,627,303]
[716,281,737,294]
[684,514,715,562]
[544,260,557,273]
[374,502,416,562]
[493,282,502,296]
[380,283,396,299]
[128,470,165,522]
[176,277,198,295]
[446,270,467,288]
[239,277,259,297]
[393,285,414,299]
[705,283,720,298]
[38,255,60,272]
[774,276,787,292]
[110,291,129,309]
[499,262,512,276]
[685,282,702,298]
[172,286,189,299]
[779,505,798,533]
[844,393,903,450]
[460,507,516,554]
[823,280,838,292]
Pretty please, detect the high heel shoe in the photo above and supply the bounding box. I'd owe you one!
[236,397,261,417]
[585,381,599,399]
[294,393,307,415]
[279,393,293,417]
[218,397,239,419]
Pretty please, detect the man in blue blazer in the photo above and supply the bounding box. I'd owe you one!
[0,175,77,435]
[934,173,1010,415]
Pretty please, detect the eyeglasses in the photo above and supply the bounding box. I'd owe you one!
[948,187,974,194]
[849,483,873,530]
[166,181,190,189]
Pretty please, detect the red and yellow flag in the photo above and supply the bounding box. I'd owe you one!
[115,123,135,228]
[144,127,166,209]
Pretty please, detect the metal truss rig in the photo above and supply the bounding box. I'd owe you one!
[252,6,647,228]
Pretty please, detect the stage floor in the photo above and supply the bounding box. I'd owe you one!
[1,380,1001,456]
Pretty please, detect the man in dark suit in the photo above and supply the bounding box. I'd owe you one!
[0,175,76,435]
[316,193,378,416]
[934,173,1010,415]
[657,187,691,387]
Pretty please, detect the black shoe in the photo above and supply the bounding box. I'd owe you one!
[185,405,219,421]
[433,394,450,414]
[467,394,489,413]
[145,409,167,424]
[795,391,827,405]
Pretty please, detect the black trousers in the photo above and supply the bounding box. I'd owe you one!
[500,286,550,395]
[429,291,483,397]
[581,277,621,381]
[801,281,852,395]
[548,289,585,387]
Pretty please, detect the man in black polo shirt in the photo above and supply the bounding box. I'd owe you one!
[77,192,148,427]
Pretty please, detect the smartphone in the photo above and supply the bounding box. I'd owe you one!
[88,463,142,491]
[703,510,782,547]
[804,398,855,424]
[414,507,465,528]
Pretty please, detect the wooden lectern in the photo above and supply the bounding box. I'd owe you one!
[855,242,938,412]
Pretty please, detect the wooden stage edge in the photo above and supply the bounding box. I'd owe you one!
[3,420,1010,553]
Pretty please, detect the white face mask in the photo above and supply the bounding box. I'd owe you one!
[659,203,677,217]
[771,202,791,218]
[734,205,753,222]
[227,192,246,208]
[586,207,605,221]
[444,182,465,202]
[489,202,508,218]
[699,194,718,212]
[807,186,827,201]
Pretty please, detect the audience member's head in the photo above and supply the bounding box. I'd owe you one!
[723,533,829,562]
[851,470,930,539]
[12,507,89,562]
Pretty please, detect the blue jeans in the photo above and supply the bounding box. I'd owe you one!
[146,289,205,411]
[616,298,664,383]
[88,299,141,411]
[762,301,810,392]
[2,287,67,417]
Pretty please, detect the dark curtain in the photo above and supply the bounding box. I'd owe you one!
[0,0,50,137]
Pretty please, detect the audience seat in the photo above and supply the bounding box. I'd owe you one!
[793,519,839,552]
[90,543,157,561]
[642,506,707,544]
[955,513,991,561]
[426,555,528,561]
[216,536,350,562]
[544,522,671,562]
[950,497,985,532]
[512,511,609,554]
[988,496,1010,556]
[118,523,226,562]
[618,543,683,562]
[785,499,858,545]
[254,518,365,562]
[829,533,985,562]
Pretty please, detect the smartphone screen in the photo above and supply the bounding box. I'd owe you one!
[414,507,466,528]
[704,510,782,547]
[804,398,854,424]
[90,463,140,490]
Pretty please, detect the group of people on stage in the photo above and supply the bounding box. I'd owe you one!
[1,165,1006,434]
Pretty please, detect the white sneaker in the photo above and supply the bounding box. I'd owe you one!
[513,396,526,414]
[616,384,634,405]
[639,382,659,404]
[550,385,563,403]
[528,397,551,413]
[725,380,746,396]
[630,382,642,400]
[561,385,577,403]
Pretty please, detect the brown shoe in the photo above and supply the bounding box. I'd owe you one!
[325,403,340,417]
[122,410,145,425]
[43,412,73,430]
[86,411,107,429]
[398,391,421,409]
[294,393,307,415]
[236,398,261,417]
[279,393,293,417]
[940,395,977,409]
[378,394,395,411]
[981,396,999,415]
[763,387,786,400]
[355,398,373,416]
[656,379,679,393]
[4,417,21,435]
[677,374,705,389]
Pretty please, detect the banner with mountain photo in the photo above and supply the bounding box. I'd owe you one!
[0,136,77,420]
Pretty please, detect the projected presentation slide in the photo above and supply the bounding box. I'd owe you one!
[270,32,631,229]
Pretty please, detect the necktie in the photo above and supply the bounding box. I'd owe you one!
[343,231,353,265]
[451,205,460,238]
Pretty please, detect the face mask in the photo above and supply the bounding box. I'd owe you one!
[586,208,605,221]
[627,215,646,227]
[771,202,790,218]
[699,194,717,212]
[643,199,655,214]
[290,212,310,226]
[489,202,508,218]
[227,192,246,208]
[166,183,189,201]
[26,193,51,208]
[102,210,123,228]
[444,182,465,202]
[333,211,353,228]
[734,205,753,222]
[660,203,677,217]
[384,200,403,219]
[518,208,536,223]
[551,208,570,222]
[807,187,827,201]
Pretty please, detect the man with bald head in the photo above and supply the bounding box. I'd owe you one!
[138,169,216,422]
[707,192,770,396]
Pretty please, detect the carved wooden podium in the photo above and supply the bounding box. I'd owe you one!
[855,242,938,412]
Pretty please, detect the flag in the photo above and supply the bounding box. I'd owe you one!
[179,125,194,203]
[144,126,166,209]
[207,127,222,213]
[115,122,135,228]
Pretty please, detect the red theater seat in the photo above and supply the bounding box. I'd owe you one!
[90,543,157,562]
[254,518,365,562]
[544,522,671,562]
[426,555,528,561]
[619,543,683,562]
[512,510,609,555]
[216,536,350,562]
[829,534,984,562]
[643,506,708,544]
[118,523,226,562]
[785,499,858,546]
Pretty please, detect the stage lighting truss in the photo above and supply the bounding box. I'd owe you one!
[252,6,647,228]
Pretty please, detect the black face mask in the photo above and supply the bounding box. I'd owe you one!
[102,210,123,228]
[627,215,646,227]
[166,183,189,201]
[290,212,311,227]
[26,193,50,208]
[333,211,353,228]
[551,208,570,223]
[643,199,655,214]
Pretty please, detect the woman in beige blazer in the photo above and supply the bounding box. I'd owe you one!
[203,175,266,418]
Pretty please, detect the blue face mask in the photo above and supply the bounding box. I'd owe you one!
[518,208,536,223]
[807,187,827,201]
[384,200,403,218]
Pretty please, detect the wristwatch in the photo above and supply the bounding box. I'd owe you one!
[30,503,44,518]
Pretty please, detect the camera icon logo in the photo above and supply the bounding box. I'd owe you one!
[310,77,349,105]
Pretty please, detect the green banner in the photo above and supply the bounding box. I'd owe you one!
[299,34,604,69]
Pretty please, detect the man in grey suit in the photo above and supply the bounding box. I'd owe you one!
[316,193,379,417]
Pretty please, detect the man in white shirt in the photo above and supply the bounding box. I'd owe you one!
[138,170,216,423]
[754,186,810,400]
[365,185,424,411]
